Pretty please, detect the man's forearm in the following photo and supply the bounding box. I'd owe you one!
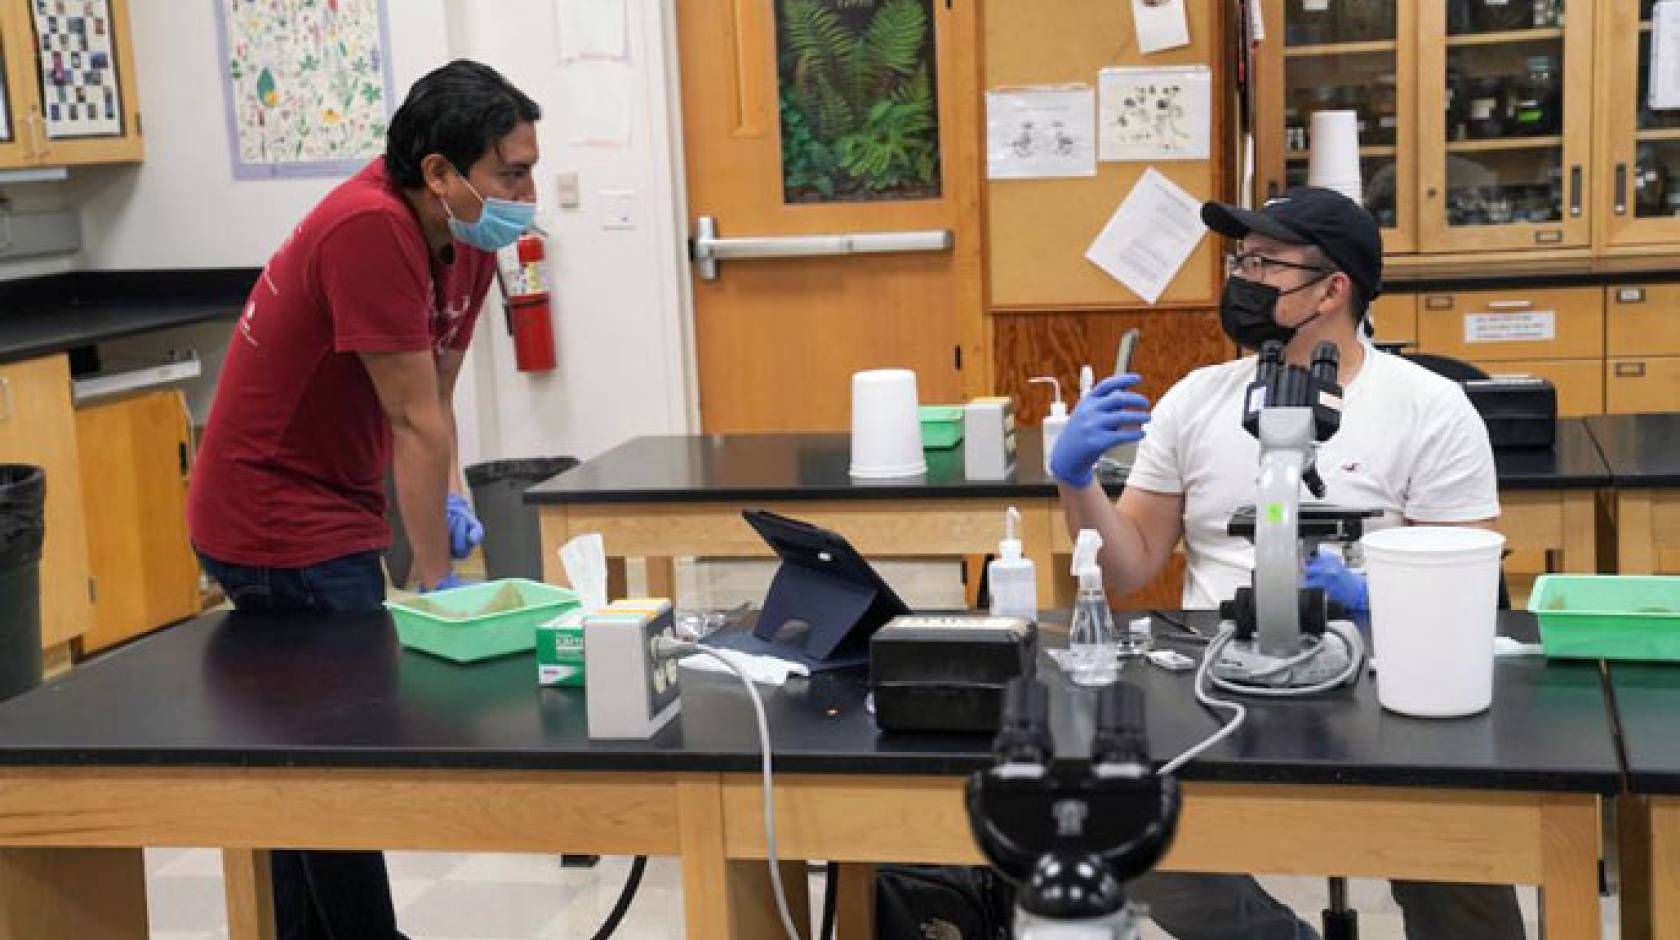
[1058,481,1156,599]
[392,409,454,587]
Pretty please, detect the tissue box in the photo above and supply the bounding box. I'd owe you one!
[536,609,586,686]
[870,614,1036,733]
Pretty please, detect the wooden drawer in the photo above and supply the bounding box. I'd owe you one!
[1417,287,1603,362]
[1607,357,1680,414]
[1473,359,1604,417]
[1368,294,1417,347]
[1606,284,1680,357]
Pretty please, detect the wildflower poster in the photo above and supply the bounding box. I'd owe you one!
[215,0,395,180]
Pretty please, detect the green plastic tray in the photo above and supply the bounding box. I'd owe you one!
[920,405,964,449]
[1528,574,1680,662]
[386,579,579,663]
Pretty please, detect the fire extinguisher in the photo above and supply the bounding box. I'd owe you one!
[504,233,557,373]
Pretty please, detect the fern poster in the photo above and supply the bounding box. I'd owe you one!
[777,0,943,203]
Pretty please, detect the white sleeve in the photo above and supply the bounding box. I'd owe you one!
[1404,388,1501,523]
[1123,375,1190,495]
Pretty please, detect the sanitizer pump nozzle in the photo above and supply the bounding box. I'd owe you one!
[1066,529,1119,686]
[1031,376,1069,477]
[988,507,1039,621]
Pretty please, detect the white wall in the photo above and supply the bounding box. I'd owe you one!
[449,0,694,465]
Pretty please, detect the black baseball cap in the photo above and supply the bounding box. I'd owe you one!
[1201,186,1383,306]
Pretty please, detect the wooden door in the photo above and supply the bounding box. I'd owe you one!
[1417,0,1595,252]
[75,390,201,654]
[675,0,985,432]
[0,355,91,652]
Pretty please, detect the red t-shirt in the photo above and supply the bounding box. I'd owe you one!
[188,158,495,568]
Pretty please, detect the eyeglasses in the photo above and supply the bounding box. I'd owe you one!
[1226,251,1332,282]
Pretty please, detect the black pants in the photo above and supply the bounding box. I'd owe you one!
[198,549,406,940]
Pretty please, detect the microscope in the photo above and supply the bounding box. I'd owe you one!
[966,678,1181,938]
[1212,340,1377,691]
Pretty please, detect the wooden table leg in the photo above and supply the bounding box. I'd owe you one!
[224,848,276,940]
[678,777,810,939]
[834,861,877,940]
[606,557,629,602]
[1619,795,1654,940]
[964,556,987,610]
[645,556,677,602]
[1561,491,1598,575]
[1620,491,1658,576]
[1539,794,1602,940]
[1652,797,1680,940]
[0,847,148,939]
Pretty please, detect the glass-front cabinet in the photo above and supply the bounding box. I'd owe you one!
[1257,0,1416,252]
[1419,0,1593,251]
[1601,0,1680,247]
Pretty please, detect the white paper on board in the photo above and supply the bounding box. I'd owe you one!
[556,0,628,62]
[1099,66,1212,161]
[1652,1,1680,110]
[1133,0,1191,54]
[986,86,1097,179]
[1084,168,1206,304]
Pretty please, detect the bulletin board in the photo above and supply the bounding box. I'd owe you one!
[986,0,1226,309]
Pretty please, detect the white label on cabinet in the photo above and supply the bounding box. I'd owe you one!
[1464,311,1557,344]
[1303,0,1329,11]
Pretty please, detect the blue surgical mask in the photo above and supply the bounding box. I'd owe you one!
[442,173,534,252]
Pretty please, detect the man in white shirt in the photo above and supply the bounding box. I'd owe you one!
[1049,186,1523,939]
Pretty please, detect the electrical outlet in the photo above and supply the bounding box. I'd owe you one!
[602,190,636,229]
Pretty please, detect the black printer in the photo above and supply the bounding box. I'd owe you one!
[1463,375,1557,449]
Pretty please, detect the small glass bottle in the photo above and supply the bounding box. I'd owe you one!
[1068,579,1120,687]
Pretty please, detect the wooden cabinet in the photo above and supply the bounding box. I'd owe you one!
[1416,286,1604,414]
[1369,293,1417,346]
[73,390,200,653]
[1607,357,1680,414]
[1606,283,1680,355]
[0,355,91,652]
[1476,357,1605,416]
[0,0,143,169]
[1595,0,1680,250]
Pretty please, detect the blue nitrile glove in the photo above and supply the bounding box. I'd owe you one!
[1049,373,1151,488]
[446,492,484,560]
[1303,550,1369,612]
[420,571,464,593]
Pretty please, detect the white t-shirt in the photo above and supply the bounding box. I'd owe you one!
[1125,346,1500,609]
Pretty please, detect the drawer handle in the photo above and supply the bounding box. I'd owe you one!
[1617,287,1647,304]
[1570,165,1582,217]
[0,378,10,423]
[1616,362,1648,378]
[1484,300,1535,310]
[1424,295,1454,310]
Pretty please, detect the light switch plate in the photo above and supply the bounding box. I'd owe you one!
[555,171,581,209]
[602,190,636,229]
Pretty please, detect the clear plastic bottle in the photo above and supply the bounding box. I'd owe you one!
[1066,530,1119,686]
[988,507,1038,622]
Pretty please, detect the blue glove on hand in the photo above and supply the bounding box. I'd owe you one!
[420,571,464,593]
[446,492,484,560]
[1049,374,1151,488]
[1303,550,1369,612]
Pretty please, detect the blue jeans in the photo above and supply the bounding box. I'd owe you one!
[1130,872,1526,940]
[197,549,403,940]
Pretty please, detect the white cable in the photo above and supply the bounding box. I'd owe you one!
[1157,626,1247,777]
[658,640,805,940]
[1208,621,1365,698]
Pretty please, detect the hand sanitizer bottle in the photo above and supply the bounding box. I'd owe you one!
[1066,529,1119,686]
[1030,376,1069,477]
[987,506,1038,621]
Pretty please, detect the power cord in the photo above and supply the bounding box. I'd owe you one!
[586,855,647,940]
[653,637,806,940]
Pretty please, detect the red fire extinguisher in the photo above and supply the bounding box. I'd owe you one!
[506,233,557,373]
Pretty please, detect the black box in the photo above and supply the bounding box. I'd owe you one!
[869,615,1036,734]
[1464,376,1556,450]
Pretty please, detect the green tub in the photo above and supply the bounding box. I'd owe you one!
[920,405,964,449]
[386,578,579,663]
[1528,574,1680,662]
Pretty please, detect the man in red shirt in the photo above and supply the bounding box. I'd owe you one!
[187,60,540,938]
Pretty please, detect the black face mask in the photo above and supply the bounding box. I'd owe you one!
[1219,274,1328,350]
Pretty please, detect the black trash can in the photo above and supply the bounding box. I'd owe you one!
[0,465,45,702]
[466,457,578,582]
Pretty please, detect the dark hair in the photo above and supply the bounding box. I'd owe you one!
[385,60,541,189]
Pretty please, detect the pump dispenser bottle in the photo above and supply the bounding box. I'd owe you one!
[1030,376,1068,477]
[987,507,1038,621]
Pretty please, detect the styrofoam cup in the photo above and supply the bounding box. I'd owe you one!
[1308,110,1363,201]
[1363,526,1506,717]
[850,369,926,478]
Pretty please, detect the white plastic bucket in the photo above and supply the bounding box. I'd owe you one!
[1362,526,1506,718]
[1307,110,1363,203]
[849,369,927,479]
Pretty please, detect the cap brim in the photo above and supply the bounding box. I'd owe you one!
[1200,202,1308,245]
